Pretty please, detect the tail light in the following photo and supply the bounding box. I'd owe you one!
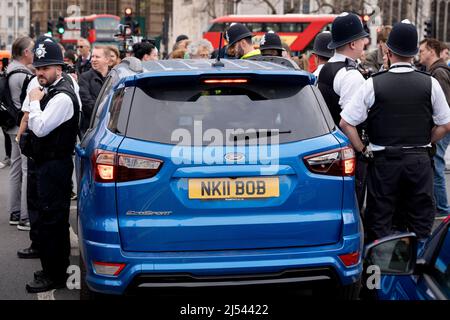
[339,252,360,267]
[93,150,163,183]
[92,261,126,276]
[303,146,356,177]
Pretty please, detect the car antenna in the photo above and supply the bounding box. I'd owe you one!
[212,31,225,68]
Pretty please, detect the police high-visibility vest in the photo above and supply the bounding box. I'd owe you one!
[241,49,261,60]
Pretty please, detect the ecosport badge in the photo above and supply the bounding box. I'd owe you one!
[126,211,172,216]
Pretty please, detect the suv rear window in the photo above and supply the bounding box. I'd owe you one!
[120,75,330,145]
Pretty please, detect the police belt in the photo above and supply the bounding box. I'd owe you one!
[372,146,431,158]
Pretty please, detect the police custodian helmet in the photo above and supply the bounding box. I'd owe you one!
[225,23,253,47]
[32,38,64,68]
[328,12,369,50]
[312,31,334,58]
[386,20,419,57]
[259,31,284,51]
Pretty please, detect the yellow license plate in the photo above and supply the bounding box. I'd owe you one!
[188,177,279,199]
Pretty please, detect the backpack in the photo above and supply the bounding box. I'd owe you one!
[0,69,35,130]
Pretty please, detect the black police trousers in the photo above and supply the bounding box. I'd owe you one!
[27,158,40,250]
[365,150,435,243]
[355,155,368,215]
[27,156,73,282]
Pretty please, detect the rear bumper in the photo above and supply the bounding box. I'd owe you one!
[81,233,362,296]
[125,267,341,296]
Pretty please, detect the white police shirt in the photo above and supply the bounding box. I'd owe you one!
[23,76,80,138]
[22,75,81,110]
[313,63,325,79]
[340,62,450,151]
[327,53,366,110]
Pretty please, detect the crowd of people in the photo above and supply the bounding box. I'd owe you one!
[0,14,449,293]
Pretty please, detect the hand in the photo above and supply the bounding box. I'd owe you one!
[29,87,44,102]
[361,146,374,160]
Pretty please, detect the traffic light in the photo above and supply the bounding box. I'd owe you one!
[56,16,65,35]
[29,23,35,39]
[362,15,370,24]
[47,20,53,35]
[132,20,140,35]
[424,20,433,38]
[124,7,133,27]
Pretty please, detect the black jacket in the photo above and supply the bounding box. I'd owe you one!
[78,68,105,134]
[75,56,92,75]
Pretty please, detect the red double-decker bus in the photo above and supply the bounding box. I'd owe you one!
[61,14,120,46]
[204,14,337,71]
[204,15,336,52]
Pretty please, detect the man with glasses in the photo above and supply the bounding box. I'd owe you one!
[75,38,91,75]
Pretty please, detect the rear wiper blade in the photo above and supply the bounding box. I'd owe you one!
[230,130,292,140]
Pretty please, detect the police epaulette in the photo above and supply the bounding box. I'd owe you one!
[345,58,358,71]
[371,70,389,77]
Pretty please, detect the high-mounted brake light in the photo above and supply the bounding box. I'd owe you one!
[93,150,163,183]
[303,146,356,177]
[203,79,248,84]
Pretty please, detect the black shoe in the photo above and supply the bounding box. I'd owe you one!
[9,212,20,225]
[26,276,66,293]
[17,247,40,259]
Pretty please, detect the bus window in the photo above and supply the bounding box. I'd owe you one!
[323,23,332,32]
[280,23,309,32]
[265,23,281,32]
[245,23,264,32]
[208,23,227,32]
[95,17,119,30]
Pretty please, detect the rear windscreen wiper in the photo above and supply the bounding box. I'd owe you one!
[230,130,292,141]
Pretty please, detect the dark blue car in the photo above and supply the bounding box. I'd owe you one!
[75,58,363,298]
[365,216,450,300]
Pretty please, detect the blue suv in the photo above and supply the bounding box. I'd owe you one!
[76,58,363,299]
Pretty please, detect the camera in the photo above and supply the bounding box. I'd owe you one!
[115,24,134,58]
[115,24,157,59]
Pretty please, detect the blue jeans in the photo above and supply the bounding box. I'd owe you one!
[433,133,450,214]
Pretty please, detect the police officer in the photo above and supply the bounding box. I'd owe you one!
[259,31,284,57]
[340,20,450,243]
[312,31,334,78]
[20,38,80,293]
[225,23,261,60]
[317,12,369,125]
[317,12,369,212]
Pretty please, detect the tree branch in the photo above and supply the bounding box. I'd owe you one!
[258,0,278,14]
